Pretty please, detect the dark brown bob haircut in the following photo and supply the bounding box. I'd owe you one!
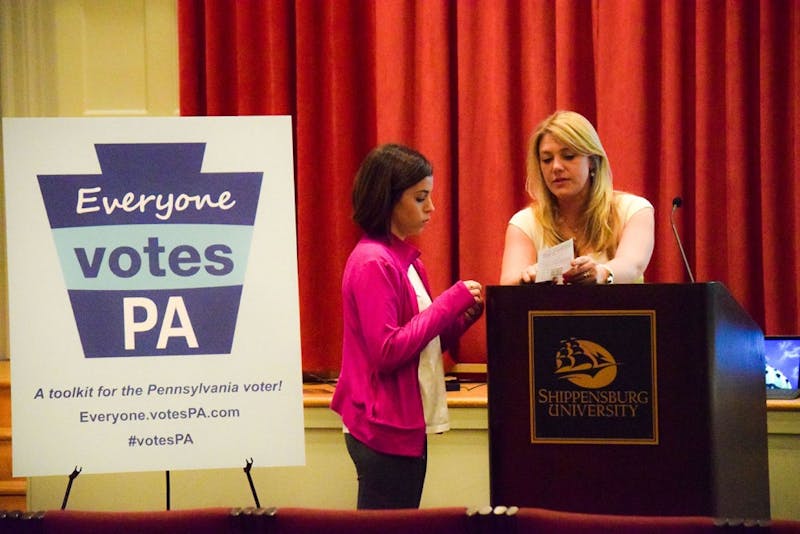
[352,143,433,238]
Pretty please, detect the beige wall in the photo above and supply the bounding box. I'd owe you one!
[0,0,178,118]
[1,0,799,521]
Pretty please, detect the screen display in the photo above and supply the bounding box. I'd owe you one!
[765,336,800,390]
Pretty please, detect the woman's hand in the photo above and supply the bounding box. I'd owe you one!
[463,280,484,319]
[563,256,600,284]
[519,264,538,284]
[464,280,483,303]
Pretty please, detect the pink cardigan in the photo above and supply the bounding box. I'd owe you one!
[331,235,478,457]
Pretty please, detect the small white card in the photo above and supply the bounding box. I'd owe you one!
[535,239,575,283]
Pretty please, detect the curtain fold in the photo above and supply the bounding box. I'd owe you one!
[178,0,800,374]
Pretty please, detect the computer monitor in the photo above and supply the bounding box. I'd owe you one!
[764,335,800,399]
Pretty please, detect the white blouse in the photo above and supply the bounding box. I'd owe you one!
[408,265,449,434]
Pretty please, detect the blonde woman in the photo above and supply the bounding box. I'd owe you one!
[500,110,654,285]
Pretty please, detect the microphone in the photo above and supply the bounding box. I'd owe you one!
[670,197,695,283]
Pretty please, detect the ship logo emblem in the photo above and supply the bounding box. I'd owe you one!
[554,337,618,389]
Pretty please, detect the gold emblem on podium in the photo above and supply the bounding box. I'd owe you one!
[554,337,618,389]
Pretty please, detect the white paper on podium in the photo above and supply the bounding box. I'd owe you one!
[535,239,575,283]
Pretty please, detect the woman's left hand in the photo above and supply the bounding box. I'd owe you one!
[463,280,485,319]
[563,256,598,285]
[465,301,484,320]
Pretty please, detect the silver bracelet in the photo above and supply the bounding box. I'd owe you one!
[600,264,614,284]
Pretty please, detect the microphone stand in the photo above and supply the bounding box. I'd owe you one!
[670,198,695,283]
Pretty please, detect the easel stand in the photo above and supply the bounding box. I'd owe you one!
[59,459,262,511]
[60,466,82,510]
[243,458,261,508]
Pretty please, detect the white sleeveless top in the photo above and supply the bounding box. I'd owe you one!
[508,192,652,283]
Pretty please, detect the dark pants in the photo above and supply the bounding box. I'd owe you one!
[344,433,427,509]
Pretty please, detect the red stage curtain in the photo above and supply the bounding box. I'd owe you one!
[178,0,800,375]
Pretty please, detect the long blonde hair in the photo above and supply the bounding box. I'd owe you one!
[526,110,619,257]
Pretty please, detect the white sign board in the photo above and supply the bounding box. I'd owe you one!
[3,116,305,476]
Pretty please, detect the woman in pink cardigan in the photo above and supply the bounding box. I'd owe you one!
[331,144,484,509]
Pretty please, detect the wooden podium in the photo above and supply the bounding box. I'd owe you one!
[485,282,770,519]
